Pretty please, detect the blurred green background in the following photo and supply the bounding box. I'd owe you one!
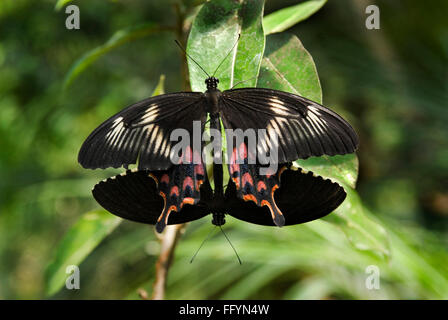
[0,0,447,299]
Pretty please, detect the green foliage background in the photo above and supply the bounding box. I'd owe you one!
[0,0,447,299]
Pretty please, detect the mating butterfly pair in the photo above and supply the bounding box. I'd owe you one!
[79,76,358,233]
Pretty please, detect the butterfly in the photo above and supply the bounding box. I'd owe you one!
[79,71,358,233]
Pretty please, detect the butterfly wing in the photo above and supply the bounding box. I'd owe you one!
[92,166,212,231]
[150,151,212,232]
[226,142,286,227]
[79,92,206,170]
[225,166,346,226]
[220,88,359,162]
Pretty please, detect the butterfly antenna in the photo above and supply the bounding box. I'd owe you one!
[231,76,258,89]
[190,226,216,264]
[212,34,241,77]
[219,226,242,265]
[174,40,210,78]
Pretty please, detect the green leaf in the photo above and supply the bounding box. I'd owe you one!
[263,0,327,35]
[326,188,391,259]
[64,22,160,89]
[152,74,166,96]
[258,33,322,103]
[55,0,73,11]
[187,0,265,91]
[45,210,121,297]
[232,0,265,88]
[294,153,359,189]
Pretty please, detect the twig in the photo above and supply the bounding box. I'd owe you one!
[151,4,191,300]
[151,224,185,300]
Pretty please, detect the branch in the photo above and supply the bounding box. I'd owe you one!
[150,4,193,300]
[151,224,185,300]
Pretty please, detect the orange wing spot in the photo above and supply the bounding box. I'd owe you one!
[230,147,237,164]
[243,194,257,204]
[257,181,267,192]
[195,179,204,191]
[170,186,179,196]
[181,197,196,208]
[261,184,284,226]
[183,176,194,190]
[161,174,169,184]
[148,173,159,185]
[232,177,241,189]
[163,205,178,224]
[278,166,287,179]
[242,172,254,187]
[261,200,275,219]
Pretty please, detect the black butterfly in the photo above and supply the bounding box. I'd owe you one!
[80,75,358,233]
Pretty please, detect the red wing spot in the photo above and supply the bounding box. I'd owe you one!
[242,172,254,187]
[230,148,236,164]
[193,150,202,164]
[170,186,179,196]
[232,177,241,189]
[161,174,169,185]
[183,146,192,164]
[243,194,257,204]
[194,163,205,176]
[263,167,276,178]
[238,143,247,161]
[257,181,267,192]
[183,176,194,190]
[230,163,239,175]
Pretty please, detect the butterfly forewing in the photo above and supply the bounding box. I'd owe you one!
[220,88,359,162]
[78,92,206,171]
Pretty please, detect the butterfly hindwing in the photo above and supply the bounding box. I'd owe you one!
[226,166,347,226]
[226,142,286,227]
[92,155,212,231]
[151,147,210,232]
[79,92,206,171]
[220,88,359,162]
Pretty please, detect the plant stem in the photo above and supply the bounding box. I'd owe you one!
[151,3,192,300]
[151,224,185,300]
